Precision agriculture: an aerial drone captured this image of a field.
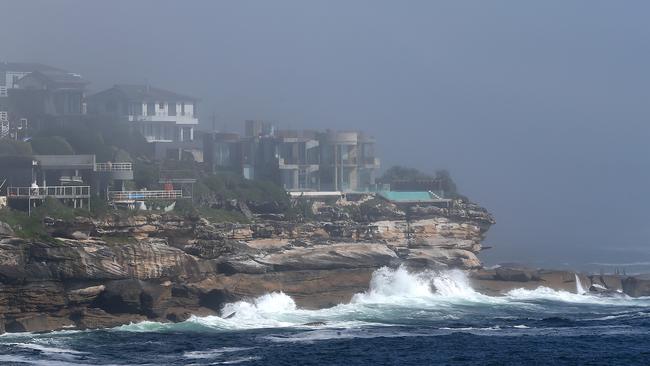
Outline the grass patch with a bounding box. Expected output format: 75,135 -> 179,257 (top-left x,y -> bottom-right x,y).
196,207 -> 249,224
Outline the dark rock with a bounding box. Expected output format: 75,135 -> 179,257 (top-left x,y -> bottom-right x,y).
93,279 -> 171,317
622,274 -> 650,297
303,321 -> 326,326
495,266 -> 539,282
70,308 -> 147,330
588,284 -> 621,296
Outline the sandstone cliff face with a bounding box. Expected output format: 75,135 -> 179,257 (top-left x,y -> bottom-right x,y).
0,198 -> 495,333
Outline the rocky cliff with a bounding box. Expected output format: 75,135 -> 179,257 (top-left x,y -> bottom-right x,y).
0,197 -> 495,333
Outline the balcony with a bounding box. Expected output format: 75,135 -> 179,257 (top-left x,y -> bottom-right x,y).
108,190 -> 184,203
95,162 -> 133,172
95,162 -> 134,180
7,186 -> 91,199
362,157 -> 380,168
127,114 -> 198,125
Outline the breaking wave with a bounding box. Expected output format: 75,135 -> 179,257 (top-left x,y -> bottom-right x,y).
115,266 -> 650,333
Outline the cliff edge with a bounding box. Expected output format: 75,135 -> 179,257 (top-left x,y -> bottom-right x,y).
0,197 -> 494,333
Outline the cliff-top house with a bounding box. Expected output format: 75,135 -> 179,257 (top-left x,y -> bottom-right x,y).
204,121 -> 380,192
1,62 -> 87,136
86,84 -> 200,160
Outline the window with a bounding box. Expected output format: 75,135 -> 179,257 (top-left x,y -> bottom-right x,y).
180,103 -> 185,116
0,112 -> 7,121
12,75 -> 19,87
159,102 -> 164,110
168,102 -> 176,116
147,102 -> 155,116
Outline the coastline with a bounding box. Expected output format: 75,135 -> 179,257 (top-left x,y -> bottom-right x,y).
0,198 -> 648,334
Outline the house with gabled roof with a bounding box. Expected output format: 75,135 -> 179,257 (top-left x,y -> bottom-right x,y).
0,62 -> 71,138
86,84 -> 199,144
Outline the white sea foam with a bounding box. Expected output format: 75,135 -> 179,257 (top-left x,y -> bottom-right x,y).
575,274 -> 587,294
115,266 -> 650,333
184,347 -> 254,359
10,343 -> 88,355
0,353 -> 128,366
351,266 -> 498,305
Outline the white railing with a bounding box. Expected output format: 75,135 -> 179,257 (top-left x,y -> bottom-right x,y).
95,162 -> 133,172
7,186 -> 91,199
108,190 -> 183,202
127,115 -> 198,124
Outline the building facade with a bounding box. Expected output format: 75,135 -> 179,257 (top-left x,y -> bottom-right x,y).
87,84 -> 200,161
203,123 -> 380,192
0,62 -> 81,138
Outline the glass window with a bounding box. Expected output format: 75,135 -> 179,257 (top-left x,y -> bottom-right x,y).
147,102 -> 155,116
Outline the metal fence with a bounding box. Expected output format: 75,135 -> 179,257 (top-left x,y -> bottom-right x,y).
108,190 -> 183,202
95,162 -> 133,172
7,186 -> 91,199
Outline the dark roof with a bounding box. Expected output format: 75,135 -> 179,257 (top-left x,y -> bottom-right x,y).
0,62 -> 63,73
89,84 -> 197,102
30,70 -> 89,85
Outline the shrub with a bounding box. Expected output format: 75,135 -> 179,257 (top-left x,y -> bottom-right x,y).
30,136 -> 75,155
0,139 -> 33,156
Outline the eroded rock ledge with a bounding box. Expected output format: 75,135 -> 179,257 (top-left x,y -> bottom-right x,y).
0,198 -> 495,333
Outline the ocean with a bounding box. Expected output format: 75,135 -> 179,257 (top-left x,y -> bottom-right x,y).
1,267 -> 649,365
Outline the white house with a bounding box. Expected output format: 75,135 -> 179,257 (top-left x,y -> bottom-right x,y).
86,84 -> 199,143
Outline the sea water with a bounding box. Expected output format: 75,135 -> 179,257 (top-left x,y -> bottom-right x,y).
1,266 -> 649,365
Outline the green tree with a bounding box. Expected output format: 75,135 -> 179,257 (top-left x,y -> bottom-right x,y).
378,165 -> 432,183
30,136 -> 75,155
0,140 -> 33,156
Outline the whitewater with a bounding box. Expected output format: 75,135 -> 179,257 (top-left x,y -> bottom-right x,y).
1,266 -> 650,365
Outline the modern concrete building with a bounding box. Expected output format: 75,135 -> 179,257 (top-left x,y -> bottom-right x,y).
318,131 -> 379,191
203,132 -> 242,173
244,120 -> 275,138
275,129 -> 320,191
202,124 -> 380,192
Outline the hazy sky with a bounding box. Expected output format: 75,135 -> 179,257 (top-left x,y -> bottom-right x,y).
2,0 -> 649,269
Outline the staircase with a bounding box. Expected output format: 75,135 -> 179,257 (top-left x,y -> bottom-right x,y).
0,120 -> 9,139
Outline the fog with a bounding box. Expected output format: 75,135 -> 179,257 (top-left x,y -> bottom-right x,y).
2,0 -> 649,269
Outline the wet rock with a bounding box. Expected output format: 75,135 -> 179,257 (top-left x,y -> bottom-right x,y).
70,308 -> 147,330
4,313 -> 74,333
622,274 -> 650,297
495,266 -> 540,282
94,279 -> 171,317
303,321 -> 326,326
588,284 -> 621,296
